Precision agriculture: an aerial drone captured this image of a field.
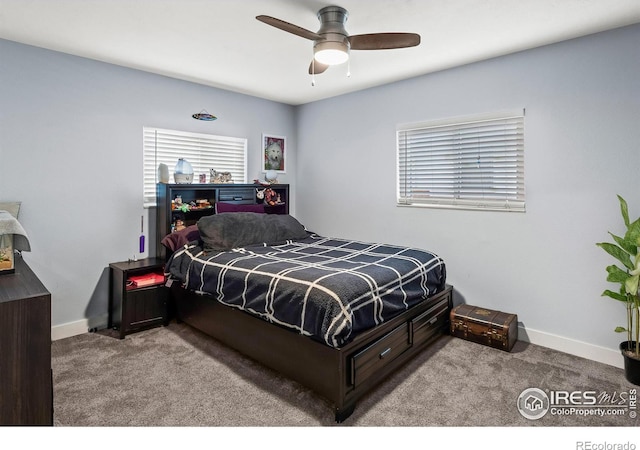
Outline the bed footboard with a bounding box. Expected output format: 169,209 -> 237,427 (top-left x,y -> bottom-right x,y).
171,283 -> 453,422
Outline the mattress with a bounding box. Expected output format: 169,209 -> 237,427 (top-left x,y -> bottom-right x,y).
165,234 -> 446,348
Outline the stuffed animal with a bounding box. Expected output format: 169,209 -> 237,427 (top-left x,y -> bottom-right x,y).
264,188 -> 277,205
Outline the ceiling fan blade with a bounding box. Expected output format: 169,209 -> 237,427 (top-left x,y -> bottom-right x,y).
256,15 -> 323,41
308,60 -> 329,75
349,33 -> 421,50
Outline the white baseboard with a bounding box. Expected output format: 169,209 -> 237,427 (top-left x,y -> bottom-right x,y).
51,314 -> 108,341
518,325 -> 624,369
50,317 -> 625,369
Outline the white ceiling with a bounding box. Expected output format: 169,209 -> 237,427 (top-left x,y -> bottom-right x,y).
1,0 -> 640,105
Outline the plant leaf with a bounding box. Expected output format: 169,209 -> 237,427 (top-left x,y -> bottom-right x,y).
631,255 -> 640,276
615,326 -> 628,333
597,242 -> 634,270
605,265 -> 629,283
625,218 -> 640,254
610,232 -> 638,255
602,289 -> 628,302
618,195 -> 630,228
625,274 -> 639,295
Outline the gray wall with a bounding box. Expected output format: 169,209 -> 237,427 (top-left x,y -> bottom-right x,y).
2,23 -> 639,362
295,24 -> 640,358
0,39 -> 297,328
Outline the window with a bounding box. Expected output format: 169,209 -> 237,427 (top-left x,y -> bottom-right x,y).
143,127 -> 247,206
397,111 -> 525,212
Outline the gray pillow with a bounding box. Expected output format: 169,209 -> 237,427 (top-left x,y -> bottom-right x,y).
198,213 -> 308,251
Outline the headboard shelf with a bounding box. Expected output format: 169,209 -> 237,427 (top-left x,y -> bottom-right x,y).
155,183 -> 289,259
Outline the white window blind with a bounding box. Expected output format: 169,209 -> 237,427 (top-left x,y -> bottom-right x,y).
143,127 -> 247,207
397,111 -> 525,212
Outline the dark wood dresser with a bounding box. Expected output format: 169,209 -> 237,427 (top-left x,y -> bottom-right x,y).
0,254 -> 53,426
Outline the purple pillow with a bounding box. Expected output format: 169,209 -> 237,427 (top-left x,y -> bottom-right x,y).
161,225 -> 200,252
216,202 -> 265,214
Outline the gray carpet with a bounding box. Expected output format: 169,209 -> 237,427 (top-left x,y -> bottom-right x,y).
51,321 -> 639,427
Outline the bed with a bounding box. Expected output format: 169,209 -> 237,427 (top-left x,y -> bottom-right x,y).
162,211 -> 451,422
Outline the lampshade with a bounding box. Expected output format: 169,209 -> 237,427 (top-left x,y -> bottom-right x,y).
314,40 -> 349,65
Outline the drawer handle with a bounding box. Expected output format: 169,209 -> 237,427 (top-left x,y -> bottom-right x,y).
379,347 -> 392,359
428,316 -> 438,326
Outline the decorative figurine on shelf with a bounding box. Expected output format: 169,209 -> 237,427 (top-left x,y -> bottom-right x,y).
172,213 -> 186,233
173,195 -> 191,212
174,195 -> 183,209
264,188 -> 277,206
210,169 -> 233,184
256,188 -> 266,201
195,199 -> 211,209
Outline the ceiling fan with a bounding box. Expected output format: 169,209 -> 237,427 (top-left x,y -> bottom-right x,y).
256,5 -> 420,76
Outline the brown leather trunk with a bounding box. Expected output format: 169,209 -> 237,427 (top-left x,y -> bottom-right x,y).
450,304 -> 518,352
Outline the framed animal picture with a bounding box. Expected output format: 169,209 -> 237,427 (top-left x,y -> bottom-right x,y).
262,133 -> 286,173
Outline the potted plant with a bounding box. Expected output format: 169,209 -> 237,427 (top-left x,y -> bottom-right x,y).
596,195 -> 640,385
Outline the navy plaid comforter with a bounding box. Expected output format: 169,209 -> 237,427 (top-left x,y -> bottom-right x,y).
166,234 -> 446,348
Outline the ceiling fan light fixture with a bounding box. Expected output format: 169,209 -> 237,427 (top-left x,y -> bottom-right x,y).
257,6 -> 420,76
314,40 -> 349,65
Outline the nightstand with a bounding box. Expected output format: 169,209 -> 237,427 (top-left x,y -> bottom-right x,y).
108,257 -> 168,339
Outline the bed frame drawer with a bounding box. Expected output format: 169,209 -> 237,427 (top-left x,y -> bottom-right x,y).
351,323 -> 410,387
410,297 -> 450,347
